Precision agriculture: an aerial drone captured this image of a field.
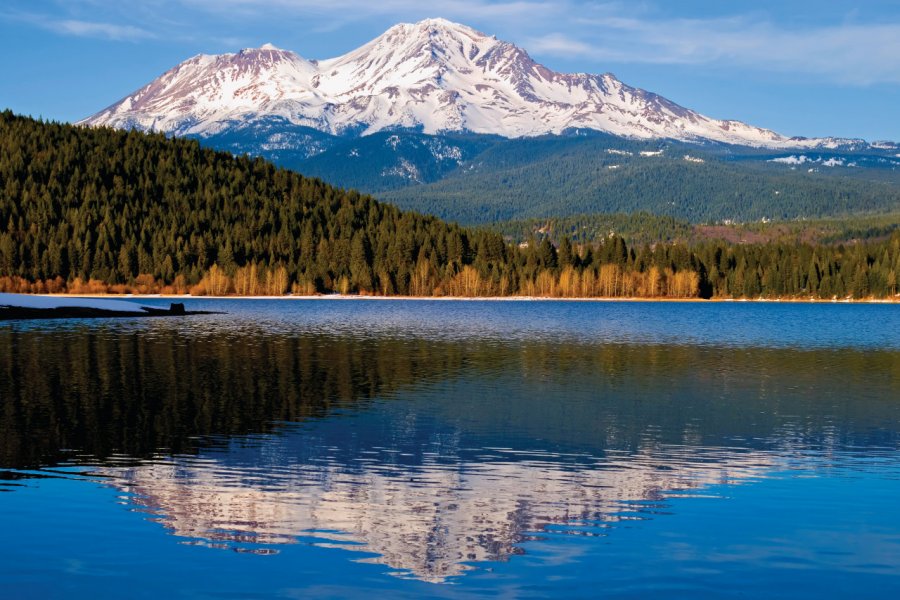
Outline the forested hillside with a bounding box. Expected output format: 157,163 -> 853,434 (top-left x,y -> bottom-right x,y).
492,212 -> 900,246
188,128 -> 900,226
0,111 -> 506,296
380,135 -> 900,224
488,212 -> 694,246
1,112 -> 899,300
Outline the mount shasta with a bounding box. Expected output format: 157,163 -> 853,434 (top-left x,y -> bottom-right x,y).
84,18 -> 854,148
81,18 -> 900,225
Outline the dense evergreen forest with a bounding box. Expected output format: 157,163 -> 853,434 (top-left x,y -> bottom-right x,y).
239,127 -> 900,226
1,111 -> 899,299
492,211 -> 900,246
490,212 -> 695,246
378,134 -> 900,224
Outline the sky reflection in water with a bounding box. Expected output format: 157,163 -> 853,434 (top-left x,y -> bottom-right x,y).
1,299 -> 899,598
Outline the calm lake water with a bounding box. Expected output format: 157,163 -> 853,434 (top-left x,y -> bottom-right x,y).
2,299 -> 900,598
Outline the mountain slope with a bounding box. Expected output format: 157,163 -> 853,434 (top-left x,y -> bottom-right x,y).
375,134 -> 900,224
0,110 -> 505,294
269,130 -> 897,224
81,19 -> 854,149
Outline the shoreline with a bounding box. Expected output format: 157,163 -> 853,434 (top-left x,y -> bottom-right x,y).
20,293 -> 900,304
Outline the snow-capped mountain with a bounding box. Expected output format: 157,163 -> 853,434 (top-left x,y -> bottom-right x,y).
81,19 -> 859,149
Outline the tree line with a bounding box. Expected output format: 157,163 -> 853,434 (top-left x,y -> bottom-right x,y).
1,111 -> 898,300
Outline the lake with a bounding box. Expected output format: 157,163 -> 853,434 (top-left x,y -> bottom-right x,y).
2,299 -> 899,598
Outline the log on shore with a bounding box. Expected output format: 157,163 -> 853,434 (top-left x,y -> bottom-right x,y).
0,302 -> 220,321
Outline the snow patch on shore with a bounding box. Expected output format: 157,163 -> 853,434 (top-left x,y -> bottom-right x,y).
0,293 -> 150,313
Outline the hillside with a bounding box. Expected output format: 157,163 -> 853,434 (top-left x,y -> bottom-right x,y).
490,212 -> 900,247
0,111 -> 505,296
2,112 -> 899,300
375,133 -> 900,224
194,127 -> 900,225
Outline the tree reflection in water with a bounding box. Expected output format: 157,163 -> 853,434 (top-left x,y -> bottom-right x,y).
2,323 -> 899,581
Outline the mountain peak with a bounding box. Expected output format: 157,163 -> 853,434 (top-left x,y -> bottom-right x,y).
345,17 -> 499,66
80,20 -> 850,148
391,18 -> 485,37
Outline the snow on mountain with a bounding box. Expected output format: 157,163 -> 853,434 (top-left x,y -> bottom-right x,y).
769,155 -> 857,168
81,18 -> 862,149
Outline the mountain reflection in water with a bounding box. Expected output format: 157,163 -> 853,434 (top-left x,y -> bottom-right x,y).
104,440 -> 779,582
1,300 -> 900,588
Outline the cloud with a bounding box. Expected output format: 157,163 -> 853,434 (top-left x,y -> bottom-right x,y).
0,8 -> 155,42
527,13 -> 900,85
526,33 -> 594,56
4,0 -> 556,46
51,19 -> 155,41
6,1 -> 900,85
160,1 -> 900,85
179,0 -> 559,28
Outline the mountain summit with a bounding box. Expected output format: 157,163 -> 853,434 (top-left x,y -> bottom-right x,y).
82,19 -> 850,148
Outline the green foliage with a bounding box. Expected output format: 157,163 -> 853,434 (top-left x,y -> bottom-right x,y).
492,211 -> 900,247
193,125 -> 900,227
0,111 -> 510,295
376,135 -> 900,224
2,111 -> 900,300
489,212 -> 694,245
289,131 -> 499,192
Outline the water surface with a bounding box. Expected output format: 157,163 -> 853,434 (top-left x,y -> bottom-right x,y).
1,300 -> 899,598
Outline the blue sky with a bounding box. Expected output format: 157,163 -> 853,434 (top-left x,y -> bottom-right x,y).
2,0 -> 900,141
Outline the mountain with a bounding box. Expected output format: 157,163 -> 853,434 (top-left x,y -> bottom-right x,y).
82,18 -> 857,149
78,19 -> 900,226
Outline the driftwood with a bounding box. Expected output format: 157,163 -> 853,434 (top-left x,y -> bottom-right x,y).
0,302 -> 219,321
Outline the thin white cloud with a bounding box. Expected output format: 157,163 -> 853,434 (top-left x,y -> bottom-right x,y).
176,0 -> 560,33
52,19 -> 155,41
4,0 -> 556,46
529,14 -> 900,85
526,33 -> 595,57
0,8 -> 156,42
152,1 -> 900,85
7,1 -> 900,84
181,0 -> 556,19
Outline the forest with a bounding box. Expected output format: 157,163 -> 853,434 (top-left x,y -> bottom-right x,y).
378,133 -> 900,224
1,111 -> 899,300
491,211 -> 900,246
